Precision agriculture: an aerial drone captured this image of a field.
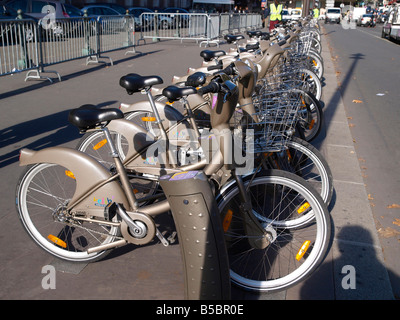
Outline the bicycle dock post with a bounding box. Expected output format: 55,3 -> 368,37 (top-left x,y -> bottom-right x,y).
159,171 -> 230,300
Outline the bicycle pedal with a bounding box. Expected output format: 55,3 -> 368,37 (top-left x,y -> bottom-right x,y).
167,231 -> 177,244
156,229 -> 169,247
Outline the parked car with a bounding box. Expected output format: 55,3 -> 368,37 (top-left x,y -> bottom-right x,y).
282,9 -> 291,22
81,5 -> 134,33
161,7 -> 189,27
81,5 -> 122,17
84,2 -> 127,15
4,0 -> 72,36
1,4 -> 37,43
5,0 -> 70,19
128,7 -> 173,29
63,3 -> 82,17
1,2 -> 32,19
325,7 -> 341,24
357,13 -> 376,27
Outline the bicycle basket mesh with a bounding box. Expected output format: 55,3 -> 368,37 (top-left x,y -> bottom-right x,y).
234,89 -> 301,153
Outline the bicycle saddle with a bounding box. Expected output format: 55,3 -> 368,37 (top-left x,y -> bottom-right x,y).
68,104 -> 123,130
240,43 -> 260,52
246,30 -> 262,38
200,50 -> 226,62
185,72 -> 206,87
162,86 -> 197,102
119,73 -> 163,94
224,34 -> 245,43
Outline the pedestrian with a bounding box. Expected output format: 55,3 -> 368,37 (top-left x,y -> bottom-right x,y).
313,5 -> 319,19
262,4 -> 270,29
269,0 -> 282,31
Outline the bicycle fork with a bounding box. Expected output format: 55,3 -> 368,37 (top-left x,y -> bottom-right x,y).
231,170 -> 270,250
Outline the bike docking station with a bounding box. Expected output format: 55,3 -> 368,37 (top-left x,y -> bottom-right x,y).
159,170 -> 231,300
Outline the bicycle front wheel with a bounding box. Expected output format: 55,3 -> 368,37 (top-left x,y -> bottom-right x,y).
296,90 -> 323,143
305,52 -> 324,80
217,170 -> 331,292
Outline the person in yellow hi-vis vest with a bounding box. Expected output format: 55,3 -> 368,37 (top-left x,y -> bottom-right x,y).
269,0 -> 283,31
313,5 -> 319,18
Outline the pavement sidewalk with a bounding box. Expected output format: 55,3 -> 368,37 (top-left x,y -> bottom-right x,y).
283,25 -> 394,300
0,27 -> 394,300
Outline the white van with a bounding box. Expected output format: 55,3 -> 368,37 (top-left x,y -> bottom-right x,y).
325,7 -> 341,24
290,8 -> 302,20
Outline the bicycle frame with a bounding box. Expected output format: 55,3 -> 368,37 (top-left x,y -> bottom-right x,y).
19,75 -> 269,253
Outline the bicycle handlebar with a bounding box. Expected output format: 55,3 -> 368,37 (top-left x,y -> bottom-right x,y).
196,81 -> 221,95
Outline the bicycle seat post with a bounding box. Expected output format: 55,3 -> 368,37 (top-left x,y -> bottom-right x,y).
182,97 -> 201,139
102,126 -> 139,210
144,87 -> 167,138
102,126 -> 119,159
145,87 -> 177,168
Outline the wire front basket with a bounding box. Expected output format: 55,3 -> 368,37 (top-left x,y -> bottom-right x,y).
234,89 -> 301,153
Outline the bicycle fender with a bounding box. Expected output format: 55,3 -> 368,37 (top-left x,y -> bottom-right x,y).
106,118 -> 156,162
120,100 -> 185,128
255,43 -> 284,78
19,147 -> 129,213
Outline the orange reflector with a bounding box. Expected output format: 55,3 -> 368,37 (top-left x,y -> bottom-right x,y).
93,139 -> 107,150
223,209 -> 233,232
312,59 -> 317,67
48,235 -> 67,248
286,149 -> 293,161
65,170 -> 75,179
141,116 -> 156,122
133,188 -> 139,194
297,202 -> 310,214
308,119 -> 315,129
296,240 -> 311,261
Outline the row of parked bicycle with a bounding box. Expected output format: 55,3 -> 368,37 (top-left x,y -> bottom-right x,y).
15,16 -> 332,294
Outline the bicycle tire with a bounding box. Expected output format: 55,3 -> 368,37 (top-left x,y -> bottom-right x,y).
263,136 -> 333,206
297,68 -> 322,101
217,169 -> 331,292
296,90 -> 323,143
305,51 -> 324,79
15,163 -> 119,262
76,130 -> 159,202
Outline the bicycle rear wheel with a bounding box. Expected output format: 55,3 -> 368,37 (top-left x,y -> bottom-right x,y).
76,130 -> 159,202
16,163 -> 120,262
263,136 -> 333,206
217,170 -> 331,292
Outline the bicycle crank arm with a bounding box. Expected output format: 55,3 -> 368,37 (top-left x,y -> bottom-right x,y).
116,203 -> 156,245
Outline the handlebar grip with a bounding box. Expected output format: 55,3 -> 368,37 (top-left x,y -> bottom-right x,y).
278,39 -> 287,46
221,63 -> 236,76
197,82 -> 220,95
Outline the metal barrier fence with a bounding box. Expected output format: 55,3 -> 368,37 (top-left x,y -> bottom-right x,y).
138,12 -> 262,46
1,15 -> 136,82
1,12 -> 261,82
0,19 -> 40,76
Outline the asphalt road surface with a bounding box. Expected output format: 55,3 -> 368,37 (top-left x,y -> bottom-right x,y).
323,21 -> 400,299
